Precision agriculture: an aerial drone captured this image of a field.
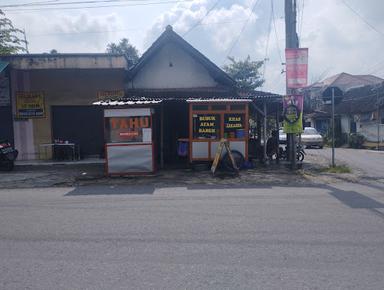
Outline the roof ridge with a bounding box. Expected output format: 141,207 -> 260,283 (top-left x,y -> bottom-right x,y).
126,26 -> 236,87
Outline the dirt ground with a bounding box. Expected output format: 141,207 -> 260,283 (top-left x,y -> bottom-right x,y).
0,151 -> 363,189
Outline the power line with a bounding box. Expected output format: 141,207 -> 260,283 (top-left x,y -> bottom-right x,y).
0,0 -> 164,8
182,0 -> 221,37
271,0 -> 283,63
262,0 -> 273,83
341,0 -> 384,38
0,0 -> 60,8
3,0 -> 191,12
25,19 -> 247,37
298,0 -> 304,41
225,0 -> 262,59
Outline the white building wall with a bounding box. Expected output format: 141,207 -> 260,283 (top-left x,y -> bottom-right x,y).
358,122 -> 384,142
129,43 -> 218,89
340,115 -> 350,134
11,70 -> 36,160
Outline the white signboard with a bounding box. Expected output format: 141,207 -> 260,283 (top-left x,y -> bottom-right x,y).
285,48 -> 308,88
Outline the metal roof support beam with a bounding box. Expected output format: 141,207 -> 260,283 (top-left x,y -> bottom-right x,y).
251,101 -> 265,117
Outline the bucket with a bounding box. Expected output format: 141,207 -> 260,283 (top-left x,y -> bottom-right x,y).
236,129 -> 245,138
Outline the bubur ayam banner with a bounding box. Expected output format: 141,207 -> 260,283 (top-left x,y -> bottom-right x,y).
283,95 -> 304,134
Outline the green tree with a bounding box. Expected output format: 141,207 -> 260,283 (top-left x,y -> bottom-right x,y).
0,10 -> 27,54
223,56 -> 264,91
106,38 -> 139,66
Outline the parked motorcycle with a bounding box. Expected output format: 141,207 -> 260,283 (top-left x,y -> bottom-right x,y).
278,144 -> 306,162
0,140 -> 18,171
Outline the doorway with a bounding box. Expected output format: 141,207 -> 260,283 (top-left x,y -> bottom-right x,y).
155,100 -> 189,168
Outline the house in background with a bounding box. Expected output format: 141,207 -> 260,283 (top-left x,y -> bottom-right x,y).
303,73 -> 384,144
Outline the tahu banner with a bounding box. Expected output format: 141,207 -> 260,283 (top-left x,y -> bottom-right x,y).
285,48 -> 308,88
283,95 -> 304,134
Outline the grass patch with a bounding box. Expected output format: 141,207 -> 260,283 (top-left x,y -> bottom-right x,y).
321,165 -> 352,174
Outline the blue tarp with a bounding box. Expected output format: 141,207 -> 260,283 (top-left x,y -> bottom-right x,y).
0,61 -> 8,73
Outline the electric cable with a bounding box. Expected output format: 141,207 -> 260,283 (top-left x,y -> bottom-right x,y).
182,0 -> 221,37
225,0 -> 262,59
0,0 -> 165,8
3,0 -> 192,12
341,0 -> 384,38
271,0 -> 283,63
262,0 -> 273,83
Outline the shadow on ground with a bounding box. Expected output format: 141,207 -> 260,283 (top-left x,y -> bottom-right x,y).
65,185 -> 156,196
325,184 -> 384,219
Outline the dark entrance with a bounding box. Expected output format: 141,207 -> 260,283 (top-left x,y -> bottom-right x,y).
0,106 -> 14,145
52,106 -> 104,158
154,100 -> 189,168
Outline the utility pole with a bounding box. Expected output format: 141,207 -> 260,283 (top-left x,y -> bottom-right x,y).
285,0 -> 299,169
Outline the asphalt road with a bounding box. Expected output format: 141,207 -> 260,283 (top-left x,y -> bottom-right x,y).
306,148 -> 384,179
1,183 -> 384,289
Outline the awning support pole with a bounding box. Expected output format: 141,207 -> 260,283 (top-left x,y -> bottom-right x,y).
263,100 -> 267,163
160,102 -> 164,169
276,102 -> 280,164
256,111 -> 262,162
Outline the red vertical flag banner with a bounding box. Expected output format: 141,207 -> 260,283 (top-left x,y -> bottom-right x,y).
285,48 -> 308,89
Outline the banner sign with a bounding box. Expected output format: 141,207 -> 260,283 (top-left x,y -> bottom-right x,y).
285,48 -> 308,88
108,116 -> 151,143
224,113 -> 245,138
16,92 -> 45,118
283,95 -> 304,134
193,114 -> 220,139
97,90 -> 124,101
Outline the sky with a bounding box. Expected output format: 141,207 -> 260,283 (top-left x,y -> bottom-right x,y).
1,0 -> 384,94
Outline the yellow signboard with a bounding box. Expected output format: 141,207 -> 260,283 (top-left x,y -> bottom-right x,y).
16,92 -> 45,118
97,90 -> 124,101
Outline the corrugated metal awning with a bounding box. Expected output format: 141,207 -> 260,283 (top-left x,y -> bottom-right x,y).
186,98 -> 252,103
93,99 -> 162,106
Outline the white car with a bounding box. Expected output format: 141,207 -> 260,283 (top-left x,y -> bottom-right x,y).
301,127 -> 323,148
279,127 -> 323,148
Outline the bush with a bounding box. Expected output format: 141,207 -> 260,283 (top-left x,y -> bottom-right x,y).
348,133 -> 365,149
323,132 -> 348,147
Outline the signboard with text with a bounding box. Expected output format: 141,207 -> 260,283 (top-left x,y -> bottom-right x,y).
285,48 -> 308,88
107,116 -> 151,143
283,95 -> 304,134
97,90 -> 124,101
224,113 -> 245,138
16,92 -> 45,118
193,114 -> 220,139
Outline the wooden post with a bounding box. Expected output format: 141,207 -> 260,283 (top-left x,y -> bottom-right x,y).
160,101 -> 164,169
256,110 -> 262,162
276,102 -> 280,164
